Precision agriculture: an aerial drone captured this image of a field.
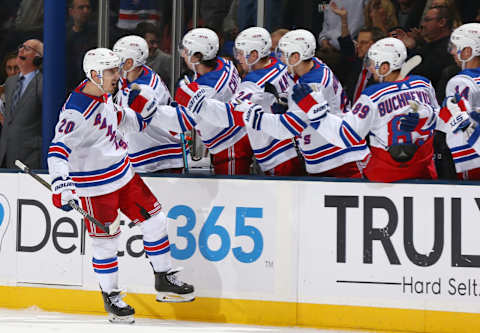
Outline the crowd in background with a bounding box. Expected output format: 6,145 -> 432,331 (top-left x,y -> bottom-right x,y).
0,0 -> 480,179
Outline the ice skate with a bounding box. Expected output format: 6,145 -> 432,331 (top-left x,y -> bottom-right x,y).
101,289 -> 135,324
154,268 -> 195,302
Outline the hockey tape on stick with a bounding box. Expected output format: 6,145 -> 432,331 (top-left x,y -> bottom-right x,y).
14,160 -> 120,235
180,133 -> 189,173
409,100 -> 420,114
398,55 -> 422,80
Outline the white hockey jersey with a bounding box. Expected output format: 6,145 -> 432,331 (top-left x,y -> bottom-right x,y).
190,57 -> 244,154
242,57 -> 368,174
313,75 -> 438,181
199,57 -> 298,171
442,68 -> 480,173
116,66 -> 190,172
48,80 -> 140,197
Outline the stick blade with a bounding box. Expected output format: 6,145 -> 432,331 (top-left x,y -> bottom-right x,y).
399,55 -> 422,80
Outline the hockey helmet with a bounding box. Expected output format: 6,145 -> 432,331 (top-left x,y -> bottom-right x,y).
180,28 -> 219,63
83,48 -> 121,84
366,37 -> 407,81
277,29 -> 316,67
234,27 -> 272,66
113,35 -> 149,71
449,23 -> 480,69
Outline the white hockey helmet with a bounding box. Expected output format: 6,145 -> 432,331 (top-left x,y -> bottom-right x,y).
277,29 -> 316,67
180,28 -> 219,63
113,35 -> 149,72
366,37 -> 407,81
234,27 -> 272,66
449,23 -> 480,69
83,48 -> 121,85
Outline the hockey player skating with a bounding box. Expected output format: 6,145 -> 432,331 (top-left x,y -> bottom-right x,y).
113,35 -> 194,174
174,28 -> 251,175
283,37 -> 438,182
235,29 -> 369,177
435,23 -> 480,180
47,48 -> 194,324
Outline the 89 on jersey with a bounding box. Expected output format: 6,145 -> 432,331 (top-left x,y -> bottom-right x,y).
168,205 -> 264,263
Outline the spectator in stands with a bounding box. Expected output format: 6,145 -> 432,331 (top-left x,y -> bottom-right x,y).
134,22 -> 172,85
200,0 -> 233,33
364,0 -> 398,34
392,0 -> 426,30
412,6 -> 455,101
65,0 -> 96,92
0,39 -> 43,169
318,0 -> 367,51
0,52 -> 20,131
331,2 -> 384,102
476,7 -> 480,23
429,0 -> 462,29
0,52 -> 19,87
388,26 -> 418,56
116,0 -> 160,31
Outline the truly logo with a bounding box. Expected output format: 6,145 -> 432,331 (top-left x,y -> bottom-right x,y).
0,194 -> 11,251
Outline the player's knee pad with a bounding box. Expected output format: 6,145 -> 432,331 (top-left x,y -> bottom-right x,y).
139,211 -> 168,242
91,235 -> 120,260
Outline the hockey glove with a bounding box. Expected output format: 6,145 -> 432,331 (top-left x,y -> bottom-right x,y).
399,112 -> 419,132
440,94 -> 471,134
236,102 -> 264,130
52,176 -> 79,212
128,85 -> 158,120
292,83 -> 329,122
175,81 -> 207,114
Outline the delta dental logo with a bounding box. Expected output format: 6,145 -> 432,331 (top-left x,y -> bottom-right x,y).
0,194 -> 11,252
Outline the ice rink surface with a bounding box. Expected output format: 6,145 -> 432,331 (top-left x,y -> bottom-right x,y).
0,307 -> 374,333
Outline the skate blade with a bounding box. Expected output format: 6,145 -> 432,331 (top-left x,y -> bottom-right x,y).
108,313 -> 135,324
156,292 -> 195,303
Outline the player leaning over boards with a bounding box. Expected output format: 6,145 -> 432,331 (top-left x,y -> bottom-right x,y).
47,49 -> 194,324
286,37 -> 438,182
434,23 -> 480,180
177,27 -> 303,176
174,28 -> 250,175
235,29 -> 370,177
113,35 -> 193,174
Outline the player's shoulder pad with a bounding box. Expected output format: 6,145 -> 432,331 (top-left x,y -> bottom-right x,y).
298,58 -> 330,85
361,81 -> 393,97
133,65 -> 162,90
196,57 -> 229,88
244,57 -> 285,85
64,90 -> 102,117
458,67 -> 480,79
407,74 -> 431,85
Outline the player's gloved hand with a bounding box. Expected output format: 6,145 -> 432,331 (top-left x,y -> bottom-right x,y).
271,100 -> 288,114
128,85 -> 158,120
175,81 -> 207,114
441,94 -> 472,134
292,83 -> 329,121
52,176 -> 79,212
231,102 -> 264,129
399,112 -> 419,132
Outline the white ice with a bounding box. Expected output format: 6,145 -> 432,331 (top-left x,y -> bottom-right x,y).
0,307 -> 370,333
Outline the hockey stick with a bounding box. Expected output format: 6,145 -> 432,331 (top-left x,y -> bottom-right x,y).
179,133 -> 190,173
398,55 -> 422,80
15,160 -> 120,235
